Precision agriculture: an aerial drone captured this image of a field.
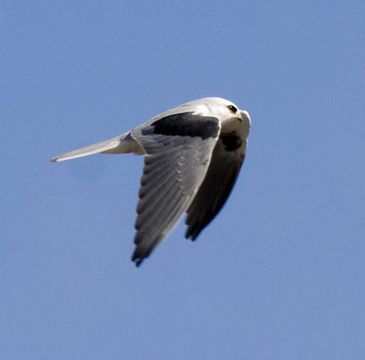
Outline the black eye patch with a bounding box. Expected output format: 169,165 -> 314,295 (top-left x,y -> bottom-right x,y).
227,105 -> 238,113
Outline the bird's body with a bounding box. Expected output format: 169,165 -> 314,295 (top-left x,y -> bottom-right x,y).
51,97 -> 251,266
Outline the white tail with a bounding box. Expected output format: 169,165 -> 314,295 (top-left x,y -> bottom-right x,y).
50,132 -> 141,162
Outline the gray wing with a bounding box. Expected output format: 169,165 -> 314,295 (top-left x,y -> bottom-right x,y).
130,112 -> 220,266
185,132 -> 247,240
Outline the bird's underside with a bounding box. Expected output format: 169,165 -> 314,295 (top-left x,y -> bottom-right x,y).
51,97 -> 251,266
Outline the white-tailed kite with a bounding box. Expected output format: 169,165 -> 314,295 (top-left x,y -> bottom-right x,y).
51,97 -> 251,266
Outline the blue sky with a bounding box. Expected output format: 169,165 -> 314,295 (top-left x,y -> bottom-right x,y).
1,1 -> 364,359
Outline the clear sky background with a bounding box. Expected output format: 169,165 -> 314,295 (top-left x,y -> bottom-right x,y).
1,1 -> 364,359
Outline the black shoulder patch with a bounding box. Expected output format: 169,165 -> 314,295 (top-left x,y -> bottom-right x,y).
148,112 -> 219,140
220,132 -> 243,151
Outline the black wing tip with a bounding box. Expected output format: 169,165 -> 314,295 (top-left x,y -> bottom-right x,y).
185,228 -> 200,242
185,216 -> 204,241
131,253 -> 145,267
132,258 -> 144,267
131,247 -> 151,267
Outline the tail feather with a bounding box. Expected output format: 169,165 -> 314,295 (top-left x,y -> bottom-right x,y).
50,132 -> 134,162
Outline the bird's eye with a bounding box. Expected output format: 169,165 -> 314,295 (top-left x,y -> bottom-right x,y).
227,105 -> 238,113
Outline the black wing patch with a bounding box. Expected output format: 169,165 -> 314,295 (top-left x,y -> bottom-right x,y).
220,132 -> 243,151
147,112 -> 220,140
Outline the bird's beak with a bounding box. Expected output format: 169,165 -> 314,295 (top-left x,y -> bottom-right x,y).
240,110 -> 251,126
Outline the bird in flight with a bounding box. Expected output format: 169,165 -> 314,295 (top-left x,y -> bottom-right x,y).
51,97 -> 251,266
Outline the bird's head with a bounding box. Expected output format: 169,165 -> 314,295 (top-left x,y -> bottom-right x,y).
184,97 -> 251,126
